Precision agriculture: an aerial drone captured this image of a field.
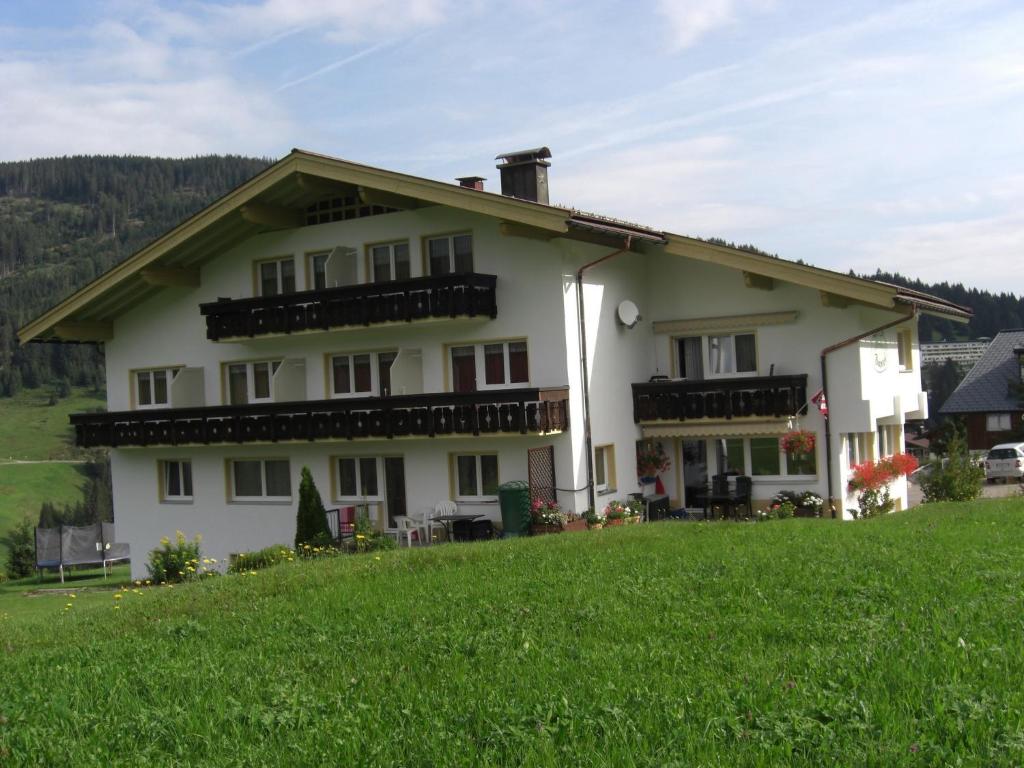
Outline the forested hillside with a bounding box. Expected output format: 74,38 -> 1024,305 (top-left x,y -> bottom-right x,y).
0,155 -> 271,395
0,155 -> 1020,399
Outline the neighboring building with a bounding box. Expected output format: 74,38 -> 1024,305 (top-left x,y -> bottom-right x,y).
940,330 -> 1024,450
19,148 -> 970,576
920,339 -> 990,368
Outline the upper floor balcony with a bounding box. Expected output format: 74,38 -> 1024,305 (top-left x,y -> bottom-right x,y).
199,273 -> 498,341
632,374 -> 808,423
70,386 -> 568,448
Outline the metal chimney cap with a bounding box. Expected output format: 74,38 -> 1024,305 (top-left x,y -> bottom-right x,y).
495,146 -> 552,164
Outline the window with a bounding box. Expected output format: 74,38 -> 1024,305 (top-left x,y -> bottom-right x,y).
749,437 -> 781,476
450,340 -> 529,392
454,454 -> 499,500
160,460 -> 193,502
427,233 -> 473,275
230,459 -> 291,501
715,437 -> 816,477
336,457 -> 381,499
987,413 -> 1012,432
896,329 -> 913,371
846,432 -> 873,467
226,361 -> 281,405
370,241 -> 411,282
257,257 -> 296,296
595,444 -> 616,494
330,351 -> 396,397
676,333 -> 756,379
135,368 -> 180,409
309,251 -> 329,290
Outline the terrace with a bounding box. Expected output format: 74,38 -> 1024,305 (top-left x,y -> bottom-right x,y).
70,386 -> 569,448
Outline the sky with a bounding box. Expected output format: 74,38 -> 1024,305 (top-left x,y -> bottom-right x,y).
1,0 -> 1022,293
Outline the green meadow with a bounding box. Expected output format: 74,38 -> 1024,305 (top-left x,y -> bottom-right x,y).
0,387 -> 105,552
2,501 -> 1023,766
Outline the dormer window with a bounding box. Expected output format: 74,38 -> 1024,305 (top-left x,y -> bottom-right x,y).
427,233 -> 473,275
257,257 -> 295,296
1015,347 -> 1024,383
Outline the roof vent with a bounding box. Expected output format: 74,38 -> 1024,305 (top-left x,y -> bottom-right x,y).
495,147 -> 551,204
456,176 -> 485,191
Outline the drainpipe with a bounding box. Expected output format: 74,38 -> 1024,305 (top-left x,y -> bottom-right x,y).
577,237 -> 633,513
820,307 -> 917,517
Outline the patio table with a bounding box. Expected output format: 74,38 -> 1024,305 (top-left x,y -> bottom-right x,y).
432,513 -> 483,542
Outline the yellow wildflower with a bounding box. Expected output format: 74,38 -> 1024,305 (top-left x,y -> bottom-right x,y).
113,594 -> 122,600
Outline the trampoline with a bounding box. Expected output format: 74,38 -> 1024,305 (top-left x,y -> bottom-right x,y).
35,522 -> 130,582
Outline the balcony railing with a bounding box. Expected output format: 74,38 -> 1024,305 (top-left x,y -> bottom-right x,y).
199,273 -> 498,341
71,387 -> 569,448
632,374 -> 808,422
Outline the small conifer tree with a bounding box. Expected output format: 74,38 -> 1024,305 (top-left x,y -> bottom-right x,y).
295,466 -> 331,548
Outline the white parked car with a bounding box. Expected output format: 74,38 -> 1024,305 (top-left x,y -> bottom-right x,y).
984,443 -> 1024,483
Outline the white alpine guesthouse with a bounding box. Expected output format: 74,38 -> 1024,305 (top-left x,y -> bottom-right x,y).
19,148 -> 970,576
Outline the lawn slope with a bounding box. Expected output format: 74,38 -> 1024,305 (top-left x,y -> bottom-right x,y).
2,502 -> 1024,766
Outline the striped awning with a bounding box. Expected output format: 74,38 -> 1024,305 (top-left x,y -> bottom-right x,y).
641,420 -> 789,439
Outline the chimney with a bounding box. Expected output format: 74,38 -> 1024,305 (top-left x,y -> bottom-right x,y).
495,147 -> 551,204
456,176 -> 486,191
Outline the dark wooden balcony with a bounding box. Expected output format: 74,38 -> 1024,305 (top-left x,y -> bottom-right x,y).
199,273 -> 498,341
70,387 -> 568,448
632,374 -> 808,422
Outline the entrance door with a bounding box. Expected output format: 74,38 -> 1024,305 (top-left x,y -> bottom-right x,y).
681,439 -> 708,509
383,457 -> 406,528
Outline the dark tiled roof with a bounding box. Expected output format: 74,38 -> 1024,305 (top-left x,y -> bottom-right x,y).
940,330 -> 1024,414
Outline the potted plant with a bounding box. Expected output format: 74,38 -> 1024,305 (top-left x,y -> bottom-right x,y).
781,429 -> 816,456
797,491 -> 823,518
583,509 -> 604,530
603,500 -> 629,526
636,441 -> 671,485
530,499 -> 566,535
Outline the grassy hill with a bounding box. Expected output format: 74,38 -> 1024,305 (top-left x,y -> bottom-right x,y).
2,502 -> 1022,766
0,387 -> 104,553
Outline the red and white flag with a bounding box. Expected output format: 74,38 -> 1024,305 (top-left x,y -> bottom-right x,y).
811,389 -> 828,417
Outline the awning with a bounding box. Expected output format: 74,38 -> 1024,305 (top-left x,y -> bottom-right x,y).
641,420 -> 789,439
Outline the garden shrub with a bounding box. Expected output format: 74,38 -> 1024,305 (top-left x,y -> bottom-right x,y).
228,545 -> 294,573
147,531 -> 203,583
922,430 -> 984,502
345,512 -> 397,554
294,466 -> 331,549
6,516 -> 36,578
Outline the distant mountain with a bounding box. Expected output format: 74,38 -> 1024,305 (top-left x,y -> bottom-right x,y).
0,156 -> 1018,397
0,155 -> 272,395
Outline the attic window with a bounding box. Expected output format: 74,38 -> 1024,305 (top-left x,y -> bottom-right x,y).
304,196 -> 399,226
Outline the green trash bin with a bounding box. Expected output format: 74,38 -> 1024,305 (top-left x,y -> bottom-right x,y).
498,480 -> 531,538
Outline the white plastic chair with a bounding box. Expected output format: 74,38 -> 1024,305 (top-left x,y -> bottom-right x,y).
391,516 -> 424,548
432,500 -> 457,543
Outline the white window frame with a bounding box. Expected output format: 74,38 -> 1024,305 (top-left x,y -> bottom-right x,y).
160,459 -> 193,503
329,350 -> 396,398
714,436 -> 818,480
256,256 -> 296,296
987,413 -> 1012,432
135,367 -> 180,409
309,251 -> 329,290
334,456 -> 383,502
674,333 -> 758,379
449,340 -> 529,392
595,444 -> 616,494
369,241 -> 411,282
426,233 -> 473,275
229,459 -> 292,502
453,453 -> 499,501
226,360 -> 281,405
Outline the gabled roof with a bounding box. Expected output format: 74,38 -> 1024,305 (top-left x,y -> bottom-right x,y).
940,330 -> 1024,414
18,148 -> 971,344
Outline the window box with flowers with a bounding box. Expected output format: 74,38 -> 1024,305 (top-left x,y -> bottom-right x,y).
530,500 -> 565,535
847,453 -> 919,518
603,499 -> 643,526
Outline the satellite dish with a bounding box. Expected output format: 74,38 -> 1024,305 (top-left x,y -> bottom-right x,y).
617,300 -> 641,329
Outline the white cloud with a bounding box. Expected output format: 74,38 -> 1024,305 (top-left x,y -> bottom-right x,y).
656,0 -> 773,50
